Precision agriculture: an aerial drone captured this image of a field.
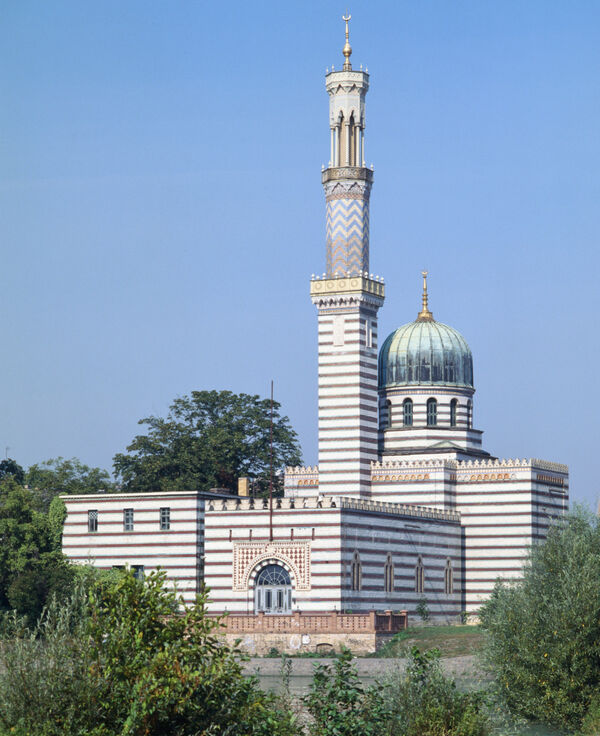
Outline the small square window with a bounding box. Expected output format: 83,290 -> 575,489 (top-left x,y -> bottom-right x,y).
88,510 -> 98,533
123,508 -> 134,532
132,565 -> 144,581
160,507 -> 170,531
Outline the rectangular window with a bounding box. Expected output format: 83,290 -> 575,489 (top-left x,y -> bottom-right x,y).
123,508 -> 134,532
88,510 -> 98,533
160,507 -> 170,530
132,565 -> 144,581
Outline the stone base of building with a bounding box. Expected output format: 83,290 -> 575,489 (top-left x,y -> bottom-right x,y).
221,630 -> 400,656
214,610 -> 408,656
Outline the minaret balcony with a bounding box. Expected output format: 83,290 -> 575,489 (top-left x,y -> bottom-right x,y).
322,166 -> 373,184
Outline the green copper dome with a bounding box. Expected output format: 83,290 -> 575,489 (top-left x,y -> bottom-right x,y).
379,273 -> 474,390
379,318 -> 473,389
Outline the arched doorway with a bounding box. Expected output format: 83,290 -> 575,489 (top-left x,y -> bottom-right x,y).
254,563 -> 292,614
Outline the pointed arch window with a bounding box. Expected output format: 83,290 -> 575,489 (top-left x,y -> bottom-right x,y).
444,559 -> 454,595
351,551 -> 362,591
450,399 -> 458,428
415,556 -> 425,594
384,553 -> 394,593
403,398 -> 413,427
386,400 -> 393,428
427,398 -> 437,427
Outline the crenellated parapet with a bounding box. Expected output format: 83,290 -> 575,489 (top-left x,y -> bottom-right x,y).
206,495 -> 339,512
339,497 -> 461,523
455,457 -> 568,487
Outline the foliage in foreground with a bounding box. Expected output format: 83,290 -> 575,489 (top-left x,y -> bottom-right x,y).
480,506 -> 600,730
0,570 -> 298,736
382,647 -> 489,736
303,646 -> 489,736
303,648 -> 390,735
113,389 -> 302,494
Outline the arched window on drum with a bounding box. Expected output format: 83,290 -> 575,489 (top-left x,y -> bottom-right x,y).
427,398 -> 437,427
403,398 -> 413,427
450,399 -> 458,427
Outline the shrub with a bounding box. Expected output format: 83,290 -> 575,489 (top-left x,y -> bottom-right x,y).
480,507 -> 600,730
303,647 -> 390,736
382,646 -> 490,736
416,596 -> 430,622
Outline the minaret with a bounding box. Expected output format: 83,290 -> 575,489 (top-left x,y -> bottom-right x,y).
310,16 -> 385,498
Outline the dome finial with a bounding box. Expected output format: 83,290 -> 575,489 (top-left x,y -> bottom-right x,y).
342,11 -> 352,70
417,270 -> 434,322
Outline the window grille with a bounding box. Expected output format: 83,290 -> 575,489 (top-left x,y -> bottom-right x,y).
403,398 -> 413,426
123,508 -> 134,532
160,507 -> 170,530
88,510 -> 98,533
426,398 -> 437,427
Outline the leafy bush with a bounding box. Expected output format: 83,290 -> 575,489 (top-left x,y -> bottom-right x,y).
0,569 -> 299,736
416,596 -> 430,622
381,646 -> 489,736
303,648 -> 390,736
480,507 -> 600,730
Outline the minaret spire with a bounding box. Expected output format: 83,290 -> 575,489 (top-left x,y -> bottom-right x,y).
417,270 -> 434,322
342,12 -> 352,70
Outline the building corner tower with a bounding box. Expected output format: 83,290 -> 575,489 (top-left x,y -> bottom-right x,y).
310,17 -> 384,498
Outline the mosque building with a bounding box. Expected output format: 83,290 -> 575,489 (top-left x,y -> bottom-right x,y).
61,21 -> 569,638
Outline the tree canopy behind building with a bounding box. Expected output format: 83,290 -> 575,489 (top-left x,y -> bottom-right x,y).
113,390 -> 302,494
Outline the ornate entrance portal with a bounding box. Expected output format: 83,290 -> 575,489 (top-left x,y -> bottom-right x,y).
254,564 -> 292,614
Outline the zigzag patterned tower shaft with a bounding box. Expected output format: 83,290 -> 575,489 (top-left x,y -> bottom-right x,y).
325,183 -> 370,276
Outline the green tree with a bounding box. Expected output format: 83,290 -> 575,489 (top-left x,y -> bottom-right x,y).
26,456 -> 115,510
0,478 -> 74,622
0,570 -> 300,736
0,458 -> 25,485
113,390 -> 302,493
480,507 -> 600,730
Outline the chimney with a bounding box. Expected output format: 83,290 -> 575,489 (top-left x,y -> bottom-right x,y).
238,477 -> 250,497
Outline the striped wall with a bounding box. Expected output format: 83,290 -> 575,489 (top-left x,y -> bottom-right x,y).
455,458 -> 569,613
339,499 -> 462,620
312,284 -> 383,497
369,456 -> 569,613
203,495 -> 462,619
204,496 -> 343,614
62,491 -> 206,606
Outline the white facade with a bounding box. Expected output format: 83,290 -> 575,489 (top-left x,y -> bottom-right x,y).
62,491 -> 206,606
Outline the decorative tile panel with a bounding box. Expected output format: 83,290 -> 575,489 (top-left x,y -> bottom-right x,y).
232,541 -> 311,591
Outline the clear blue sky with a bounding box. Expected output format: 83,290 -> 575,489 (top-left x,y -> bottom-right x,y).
1,1 -> 599,506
